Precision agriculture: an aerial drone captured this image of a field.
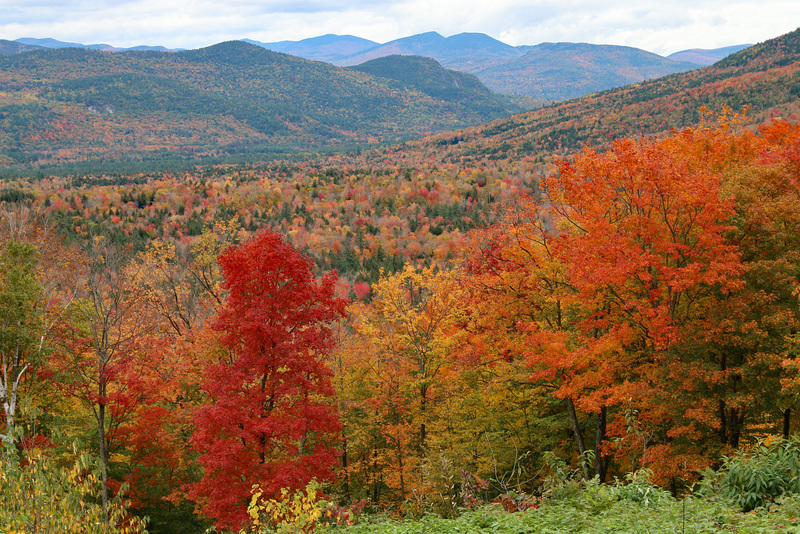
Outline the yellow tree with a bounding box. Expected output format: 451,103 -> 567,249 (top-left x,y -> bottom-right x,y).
343,265 -> 461,502
0,444 -> 147,534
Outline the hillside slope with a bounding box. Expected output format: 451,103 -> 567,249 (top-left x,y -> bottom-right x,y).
394,28 -> 800,165
0,41 -> 521,168
348,55 -> 511,112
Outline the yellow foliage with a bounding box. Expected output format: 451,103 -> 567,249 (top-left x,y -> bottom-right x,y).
241,480 -> 325,534
0,445 -> 148,533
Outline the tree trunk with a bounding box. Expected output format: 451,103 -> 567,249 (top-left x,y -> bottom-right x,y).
396,440 -> 405,501
98,390 -> 109,521
341,436 -> 351,502
0,359 -> 27,445
565,397 -> 589,479
719,399 -> 745,447
594,406 -> 609,482
372,451 -> 380,503
784,408 -> 791,439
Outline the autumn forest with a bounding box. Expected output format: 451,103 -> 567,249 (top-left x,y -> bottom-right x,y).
2,26 -> 800,534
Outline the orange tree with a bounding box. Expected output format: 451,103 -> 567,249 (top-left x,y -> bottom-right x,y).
464,118 -> 800,486
461,194 -> 610,482
544,125 -> 748,481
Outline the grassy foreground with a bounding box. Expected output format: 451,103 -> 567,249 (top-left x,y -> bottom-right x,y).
242,440 -> 800,533
320,484 -> 800,533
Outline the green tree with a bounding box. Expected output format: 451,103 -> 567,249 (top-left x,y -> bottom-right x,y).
0,239 -> 44,446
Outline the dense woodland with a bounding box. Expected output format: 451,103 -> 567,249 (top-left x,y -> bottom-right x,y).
2,25 -> 800,534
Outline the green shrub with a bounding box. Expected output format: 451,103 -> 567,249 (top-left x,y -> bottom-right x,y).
716,437 -> 800,511
611,469 -> 674,508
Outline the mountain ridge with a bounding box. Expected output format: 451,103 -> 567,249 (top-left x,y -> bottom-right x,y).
242,35 -> 377,64
5,33 -> 747,101
248,32 -> 741,100
399,27 -> 800,166
13,37 -> 176,52
0,40 -> 523,168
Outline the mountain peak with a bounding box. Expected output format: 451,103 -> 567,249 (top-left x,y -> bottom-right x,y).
668,44 -> 752,66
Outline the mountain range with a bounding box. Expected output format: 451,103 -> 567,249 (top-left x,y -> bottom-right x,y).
10,37 -> 174,52
0,41 -> 523,168
398,27 -> 800,166
5,33 -> 747,101
248,32 -> 712,100
1,27 -> 794,173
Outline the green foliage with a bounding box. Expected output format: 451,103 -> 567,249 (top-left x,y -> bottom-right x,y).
0,240 -> 42,353
0,239 -> 45,442
707,437 -> 800,512
313,460 -> 800,533
609,470 -> 674,508
0,188 -> 35,203
0,440 -> 148,533
318,480 -> 800,533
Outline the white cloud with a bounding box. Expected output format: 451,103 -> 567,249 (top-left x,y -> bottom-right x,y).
0,0 -> 797,54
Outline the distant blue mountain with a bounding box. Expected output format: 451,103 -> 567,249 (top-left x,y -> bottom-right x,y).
335,32 -> 523,66
471,42 -> 699,100
244,32 -> 743,100
244,34 -> 377,63
13,37 -> 178,52
15,37 -> 85,48
667,44 -> 752,66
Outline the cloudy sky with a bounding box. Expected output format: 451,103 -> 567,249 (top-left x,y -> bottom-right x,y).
2,0 -> 798,56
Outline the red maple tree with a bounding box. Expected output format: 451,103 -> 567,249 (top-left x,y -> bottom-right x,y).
188,229 -> 347,530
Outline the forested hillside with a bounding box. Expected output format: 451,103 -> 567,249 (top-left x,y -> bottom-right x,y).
0,41 -> 521,169
397,27 -> 800,166
1,25 -> 800,534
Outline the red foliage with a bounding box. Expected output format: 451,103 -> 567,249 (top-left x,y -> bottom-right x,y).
188,229 -> 348,530
352,281 -> 370,301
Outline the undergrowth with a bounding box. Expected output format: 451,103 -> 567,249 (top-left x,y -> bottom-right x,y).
242,438 -> 800,533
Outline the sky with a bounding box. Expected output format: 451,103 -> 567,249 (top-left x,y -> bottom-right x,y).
2,0 -> 799,56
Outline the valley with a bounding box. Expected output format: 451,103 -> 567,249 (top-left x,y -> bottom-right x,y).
0,24 -> 799,534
